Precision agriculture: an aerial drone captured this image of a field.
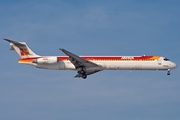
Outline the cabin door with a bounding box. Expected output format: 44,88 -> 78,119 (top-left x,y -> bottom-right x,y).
158,58 -> 162,65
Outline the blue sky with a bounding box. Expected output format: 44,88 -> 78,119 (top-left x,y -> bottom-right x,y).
0,0 -> 180,120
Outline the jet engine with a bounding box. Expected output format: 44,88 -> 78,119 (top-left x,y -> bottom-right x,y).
33,57 -> 58,64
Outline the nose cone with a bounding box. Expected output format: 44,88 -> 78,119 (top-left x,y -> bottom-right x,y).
171,62 -> 178,69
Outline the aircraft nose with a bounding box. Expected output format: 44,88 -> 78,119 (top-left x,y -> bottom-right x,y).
171,62 -> 178,69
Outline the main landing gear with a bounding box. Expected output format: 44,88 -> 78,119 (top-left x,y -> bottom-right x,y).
82,74 -> 87,79
77,67 -> 87,79
167,69 -> 170,75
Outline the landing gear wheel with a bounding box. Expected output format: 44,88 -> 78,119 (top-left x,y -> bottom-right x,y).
77,66 -> 87,79
167,72 -> 170,75
82,74 -> 87,79
77,66 -> 86,74
167,69 -> 170,75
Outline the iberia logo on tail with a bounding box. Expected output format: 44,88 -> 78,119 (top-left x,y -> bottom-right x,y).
20,48 -> 29,56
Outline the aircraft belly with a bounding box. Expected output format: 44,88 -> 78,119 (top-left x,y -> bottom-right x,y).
35,60 -> 165,71
98,61 -> 161,70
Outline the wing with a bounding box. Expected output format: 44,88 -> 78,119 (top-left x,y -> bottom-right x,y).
59,48 -> 99,68
59,48 -> 103,79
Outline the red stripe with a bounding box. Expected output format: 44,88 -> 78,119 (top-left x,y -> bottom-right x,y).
19,56 -> 155,61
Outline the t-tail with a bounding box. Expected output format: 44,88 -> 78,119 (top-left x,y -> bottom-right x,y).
3,38 -> 40,58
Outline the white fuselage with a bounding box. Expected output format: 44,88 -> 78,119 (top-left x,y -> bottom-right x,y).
27,56 -> 177,71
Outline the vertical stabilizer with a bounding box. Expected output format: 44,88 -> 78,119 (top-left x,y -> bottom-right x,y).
3,38 -> 40,58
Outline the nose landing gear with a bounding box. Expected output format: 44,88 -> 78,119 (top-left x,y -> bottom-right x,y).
167,69 -> 170,75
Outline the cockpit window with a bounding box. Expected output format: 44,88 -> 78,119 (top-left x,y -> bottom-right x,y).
164,58 -> 170,61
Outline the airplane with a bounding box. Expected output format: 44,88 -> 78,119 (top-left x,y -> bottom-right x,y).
3,38 -> 177,79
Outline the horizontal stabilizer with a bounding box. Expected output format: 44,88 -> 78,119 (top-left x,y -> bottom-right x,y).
3,38 -> 25,47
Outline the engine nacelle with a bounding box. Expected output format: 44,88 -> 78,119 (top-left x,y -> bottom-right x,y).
33,57 -> 58,64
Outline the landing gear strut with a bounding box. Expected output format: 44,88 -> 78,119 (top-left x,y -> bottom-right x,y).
167,69 -> 170,75
78,70 -> 85,74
